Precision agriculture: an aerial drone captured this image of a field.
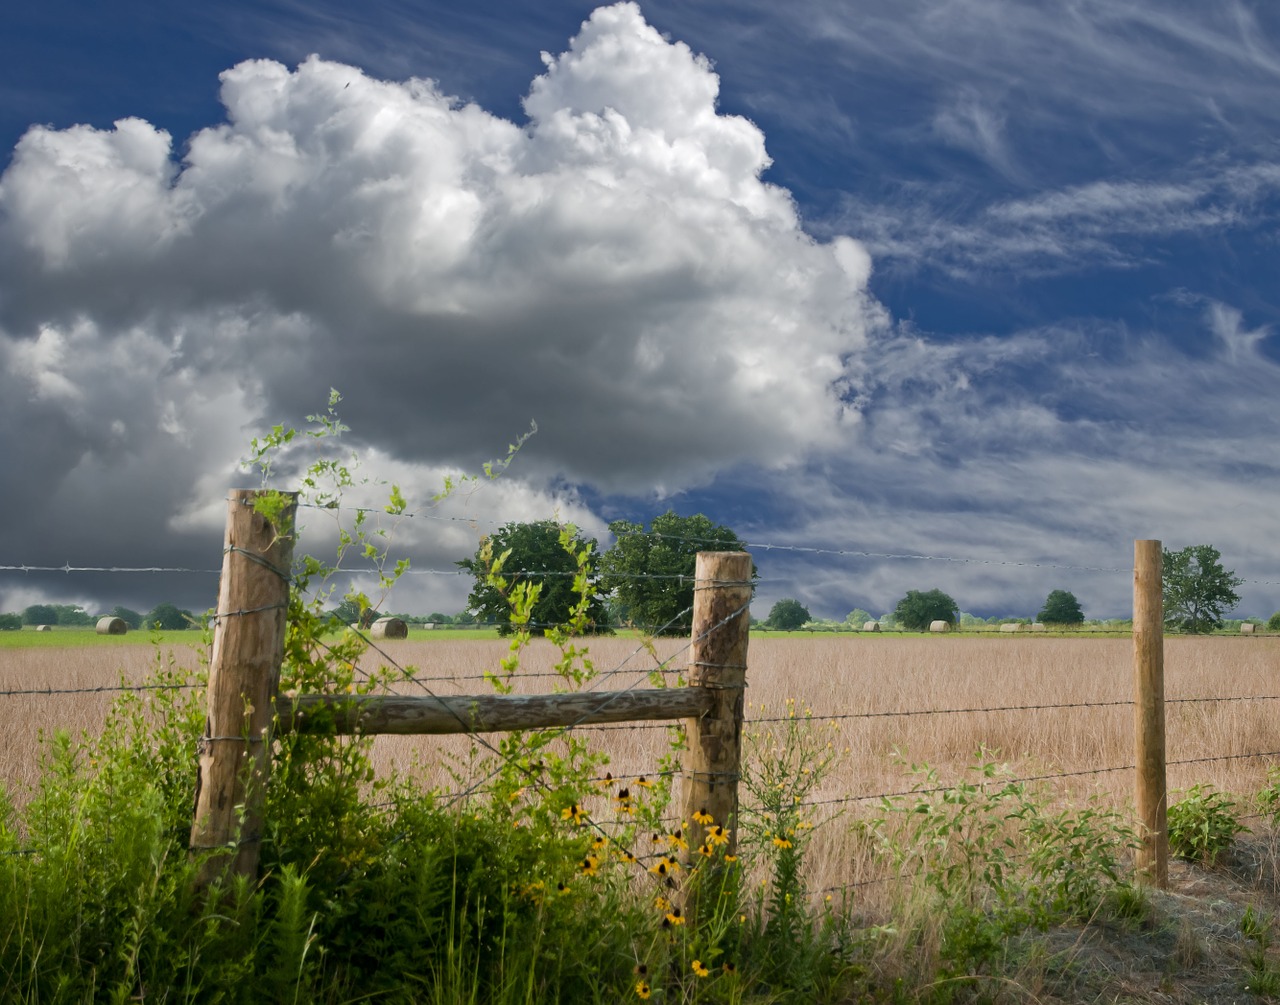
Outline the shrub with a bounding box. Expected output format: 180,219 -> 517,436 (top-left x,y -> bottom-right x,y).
1167,784 -> 1244,864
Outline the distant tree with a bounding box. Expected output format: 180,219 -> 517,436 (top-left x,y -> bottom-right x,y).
1162,545 -> 1242,634
145,602 -> 197,631
425,612 -> 453,626
22,604 -> 57,626
330,597 -> 377,628
1037,589 -> 1084,625
453,610 -> 476,626
893,589 -> 959,632
1269,612 -> 1280,632
0,613 -> 21,631
109,606 -> 143,629
600,511 -> 752,636
767,598 -> 811,631
51,604 -> 93,627
845,608 -> 874,628
458,521 -> 610,636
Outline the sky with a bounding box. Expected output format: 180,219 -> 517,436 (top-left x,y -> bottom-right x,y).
2,0 -> 1278,624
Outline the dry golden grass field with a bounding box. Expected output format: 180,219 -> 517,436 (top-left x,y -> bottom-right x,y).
2,633 -> 1278,896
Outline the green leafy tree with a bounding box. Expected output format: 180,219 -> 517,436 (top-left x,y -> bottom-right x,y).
845,608 -> 874,628
767,598 -> 811,631
425,612 -> 453,625
1162,544 -> 1242,634
329,596 -> 377,628
109,606 -> 143,629
145,602 -> 197,631
51,604 -> 94,627
458,520 -> 609,636
599,511 -> 752,635
893,588 -> 959,632
0,613 -> 21,631
21,603 -> 57,625
1268,612 -> 1280,632
1037,589 -> 1084,625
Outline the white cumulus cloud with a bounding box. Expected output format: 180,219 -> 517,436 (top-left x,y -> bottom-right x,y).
0,2 -> 881,612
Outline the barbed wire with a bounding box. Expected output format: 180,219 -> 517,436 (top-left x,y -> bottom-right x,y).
0,682 -> 199,697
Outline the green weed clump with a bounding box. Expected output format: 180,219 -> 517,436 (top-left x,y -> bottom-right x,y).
861,750 -> 1138,994
1167,783 -> 1245,864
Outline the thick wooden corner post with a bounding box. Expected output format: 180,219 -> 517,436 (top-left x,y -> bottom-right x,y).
191,489 -> 296,890
1133,538 -> 1168,887
683,551 -> 753,861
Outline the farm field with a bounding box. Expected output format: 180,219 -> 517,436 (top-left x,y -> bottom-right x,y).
3,634 -> 1278,894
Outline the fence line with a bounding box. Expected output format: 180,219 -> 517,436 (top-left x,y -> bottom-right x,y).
10,516 -> 1280,897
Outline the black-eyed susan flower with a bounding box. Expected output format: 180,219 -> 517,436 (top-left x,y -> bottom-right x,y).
561,803 -> 587,825
635,775 -> 654,789
654,895 -> 672,913
618,850 -> 637,864
580,855 -> 599,877
557,881 -> 571,895
666,829 -> 688,851
592,835 -> 608,851
663,854 -> 682,873
649,860 -> 670,877
772,835 -> 793,849
698,843 -> 713,858
708,825 -> 730,846
692,959 -> 710,977
665,907 -> 685,927
692,808 -> 714,825
635,980 -> 651,999
724,854 -> 738,863
597,771 -> 614,788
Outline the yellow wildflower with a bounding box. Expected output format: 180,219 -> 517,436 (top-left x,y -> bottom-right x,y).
692,808 -> 714,825
772,835 -> 793,849
708,825 -> 730,846
692,960 -> 710,978
635,980 -> 651,999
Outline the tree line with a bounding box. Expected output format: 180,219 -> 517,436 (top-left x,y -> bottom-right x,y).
0,603 -> 198,631
450,524 -> 1270,637
764,544 -> 1267,634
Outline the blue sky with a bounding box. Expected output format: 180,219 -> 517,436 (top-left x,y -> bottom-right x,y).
2,1 -> 1278,623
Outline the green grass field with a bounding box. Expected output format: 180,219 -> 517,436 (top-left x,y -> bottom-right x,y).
0,628 -> 208,649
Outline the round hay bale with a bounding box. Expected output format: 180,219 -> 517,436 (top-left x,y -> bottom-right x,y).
1241,623 -> 1256,634
35,624 -> 51,632
928,620 -> 951,633
96,616 -> 128,635
371,616 -> 408,640
862,621 -> 881,633
999,623 -> 1022,633
1031,623 -> 1047,632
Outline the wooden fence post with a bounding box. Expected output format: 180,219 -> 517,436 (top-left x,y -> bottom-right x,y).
190,489 -> 296,890
683,551 -> 753,861
1133,538 -> 1168,887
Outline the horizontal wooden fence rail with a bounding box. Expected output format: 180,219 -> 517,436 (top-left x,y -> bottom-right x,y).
278,687 -> 715,735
